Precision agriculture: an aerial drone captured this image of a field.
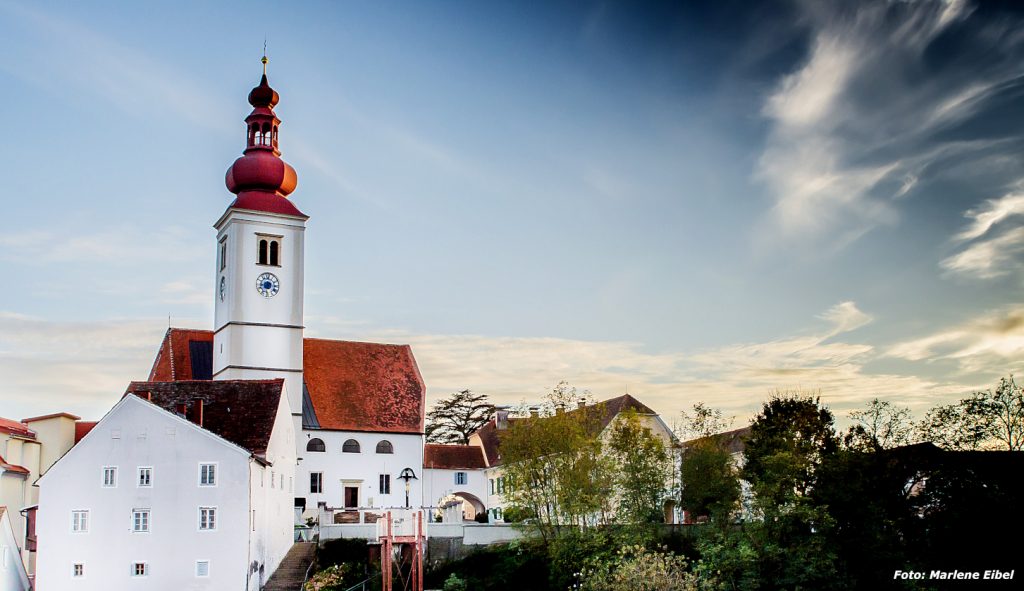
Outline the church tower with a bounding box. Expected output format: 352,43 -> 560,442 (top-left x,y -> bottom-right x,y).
214,58 -> 306,431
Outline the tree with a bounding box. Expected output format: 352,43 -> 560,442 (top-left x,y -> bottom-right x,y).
425,389 -> 495,445
843,398 -> 913,452
607,409 -> 671,524
580,546 -> 697,591
676,402 -> 733,441
916,375 -> 1024,451
679,441 -> 740,524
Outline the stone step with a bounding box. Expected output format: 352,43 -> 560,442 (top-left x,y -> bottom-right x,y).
263,542 -> 316,591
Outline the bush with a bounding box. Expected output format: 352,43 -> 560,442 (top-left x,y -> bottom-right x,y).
443,573 -> 468,591
579,545 -> 697,591
475,512 -> 489,523
304,563 -> 352,591
424,539 -> 550,591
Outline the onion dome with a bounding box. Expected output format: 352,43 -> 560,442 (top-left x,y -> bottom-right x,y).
224,57 -> 306,218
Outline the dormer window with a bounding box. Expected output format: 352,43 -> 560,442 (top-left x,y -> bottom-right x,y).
257,234 -> 282,266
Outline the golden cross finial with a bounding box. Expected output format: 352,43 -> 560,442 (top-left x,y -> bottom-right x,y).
262,38 -> 268,75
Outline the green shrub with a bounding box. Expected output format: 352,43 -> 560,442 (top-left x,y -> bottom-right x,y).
443,573 -> 468,591
579,545 -> 697,591
304,563 -> 351,591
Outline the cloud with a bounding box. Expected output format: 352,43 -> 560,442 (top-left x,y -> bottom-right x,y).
942,187 -> 1024,279
819,301 -> 873,336
887,304 -> 1024,374
0,226 -> 204,266
756,0 -> 1024,250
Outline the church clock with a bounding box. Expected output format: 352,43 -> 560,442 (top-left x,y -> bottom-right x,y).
256,272 -> 280,298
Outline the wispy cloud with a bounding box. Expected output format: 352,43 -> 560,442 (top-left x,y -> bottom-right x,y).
0,226 -> 204,266
888,304 -> 1024,374
942,187 -> 1024,278
756,0 -> 1024,250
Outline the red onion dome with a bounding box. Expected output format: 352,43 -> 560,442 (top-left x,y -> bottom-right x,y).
248,74 -> 279,108
226,151 -> 297,197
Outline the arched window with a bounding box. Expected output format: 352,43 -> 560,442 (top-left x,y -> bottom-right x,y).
248,124 -> 256,146
258,239 -> 268,264
272,126 -> 279,147
269,240 -> 279,266
306,438 -> 326,453
375,440 -> 394,454
342,439 -> 360,453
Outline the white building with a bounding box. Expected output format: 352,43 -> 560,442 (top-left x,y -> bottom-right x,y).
422,444 -> 488,521
0,508 -> 30,591
35,381 -> 294,590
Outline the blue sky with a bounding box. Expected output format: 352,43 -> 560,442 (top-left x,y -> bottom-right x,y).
2,0 -> 1023,427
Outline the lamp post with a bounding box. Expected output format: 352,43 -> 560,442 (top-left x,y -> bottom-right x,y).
398,467 -> 418,509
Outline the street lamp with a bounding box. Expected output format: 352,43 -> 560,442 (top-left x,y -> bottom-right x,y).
398,467 -> 418,509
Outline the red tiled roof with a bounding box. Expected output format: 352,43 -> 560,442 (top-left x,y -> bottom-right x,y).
21,412 -> 80,424
681,426 -> 751,454
74,422 -> 98,443
125,380 -> 285,457
0,454 -> 30,475
148,328 -> 426,434
424,444 -> 487,470
303,338 -> 425,434
0,417 -> 35,439
148,328 -> 214,381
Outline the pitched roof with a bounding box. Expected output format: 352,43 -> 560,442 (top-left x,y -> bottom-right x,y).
424,444 -> 487,470
473,394 -> 661,467
125,380 -> 285,456
303,338 -> 425,434
74,421 -> 97,443
0,454 -> 29,475
0,417 -> 35,439
681,426 -> 751,454
148,328 -> 426,434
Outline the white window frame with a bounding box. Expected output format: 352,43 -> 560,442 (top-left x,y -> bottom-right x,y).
379,473 -> 391,495
199,462 -> 217,487
72,563 -> 84,578
102,466 -> 117,488
196,559 -> 210,578
137,466 -> 153,488
455,472 -> 468,486
132,509 -> 150,533
71,510 -> 89,533
310,472 -> 323,494
132,562 -> 148,577
199,507 -> 217,531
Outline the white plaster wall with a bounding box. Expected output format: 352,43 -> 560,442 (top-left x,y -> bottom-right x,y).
421,468 -> 487,513
1,509 -> 30,591
297,431 -> 423,512
35,397 -> 253,591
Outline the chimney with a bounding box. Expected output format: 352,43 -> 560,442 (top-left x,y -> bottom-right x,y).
529,406 -> 540,418
137,390 -> 151,401
176,403 -> 187,417
577,400 -> 586,410
496,410 -> 509,430
555,404 -> 565,416
189,399 -> 204,427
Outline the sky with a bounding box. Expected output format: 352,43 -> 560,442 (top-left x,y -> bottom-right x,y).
2,0 -> 1024,429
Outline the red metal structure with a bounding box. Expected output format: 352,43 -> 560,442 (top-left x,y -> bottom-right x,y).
378,510 -> 425,591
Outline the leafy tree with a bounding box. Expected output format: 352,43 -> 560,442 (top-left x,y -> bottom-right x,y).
425,389 -> 496,445
580,545 -> 697,591
916,400 -> 989,451
916,375 -> 1024,451
676,402 -> 733,440
607,409 -> 671,524
679,441 -> 740,524
843,398 -> 914,452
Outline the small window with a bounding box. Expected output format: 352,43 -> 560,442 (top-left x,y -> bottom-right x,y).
310,472 -> 323,494
342,439 -> 360,453
73,563 -> 84,577
489,479 -> 495,495
138,467 -> 152,487
72,510 -> 89,533
199,463 -> 216,487
258,239 -> 268,264
375,440 -> 394,454
497,477 -> 505,494
132,509 -> 150,533
199,507 -> 217,531
132,562 -> 148,577
455,472 -> 468,486
380,474 -> 391,494
219,239 -> 227,271
102,466 -> 117,488
196,560 -> 210,577
306,438 -> 326,453
269,240 -> 279,266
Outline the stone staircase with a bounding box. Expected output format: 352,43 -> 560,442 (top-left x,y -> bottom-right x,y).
263,542 -> 317,591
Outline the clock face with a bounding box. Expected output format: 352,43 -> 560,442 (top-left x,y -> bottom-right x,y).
219,276 -> 226,301
256,272 -> 280,298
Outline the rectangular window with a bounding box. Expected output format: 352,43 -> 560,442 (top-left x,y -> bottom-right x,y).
219,239 -> 227,271
379,474 -> 391,495
489,479 -> 495,495
132,509 -> 150,533
199,507 -> 217,531
310,472 -> 323,494
199,463 -> 216,487
71,510 -> 88,533
196,560 -> 210,577
132,562 -> 148,577
455,472 -> 468,486
73,563 -> 84,577
102,466 -> 117,488
137,467 -> 152,487
497,477 -> 505,494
